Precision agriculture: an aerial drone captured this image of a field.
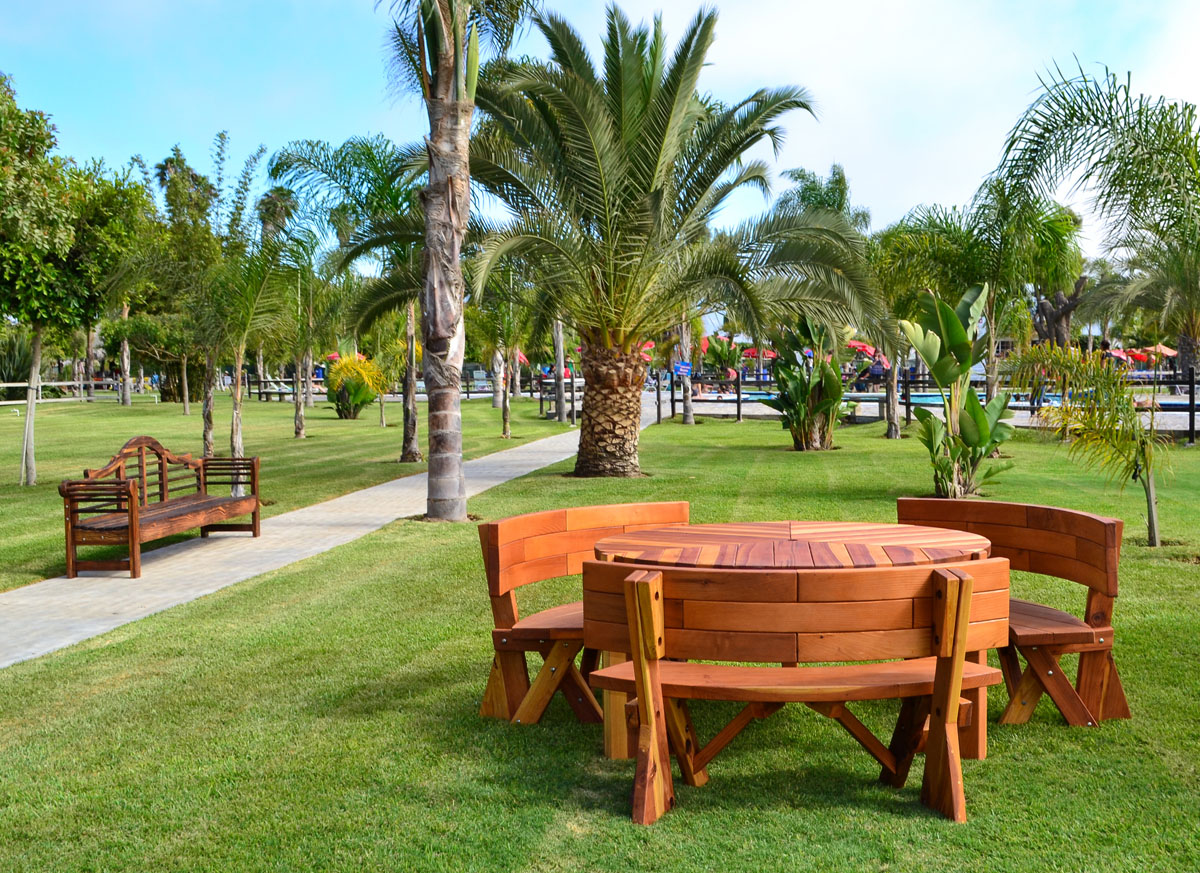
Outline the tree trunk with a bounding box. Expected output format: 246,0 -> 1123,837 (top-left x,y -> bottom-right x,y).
491,348 -> 504,408
117,303 -> 131,405
574,343 -> 643,476
379,392 -> 387,428
678,320 -> 695,425
293,354 -> 306,438
20,326 -> 42,486
230,350 -> 245,497
85,326 -> 96,401
884,361 -> 900,439
553,319 -> 567,423
501,361 -> 512,439
419,92 -> 471,520
304,347 -> 315,408
256,346 -> 265,391
401,304 -> 422,463
203,352 -> 216,458
984,299 -> 998,403
181,353 -> 191,416
1143,467 -> 1159,547
137,363 -> 144,394
511,347 -> 520,397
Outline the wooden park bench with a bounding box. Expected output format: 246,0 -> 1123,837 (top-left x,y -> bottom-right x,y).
897,498 -> 1131,727
60,436 -> 261,579
477,502 -> 690,726
583,558 -> 1009,824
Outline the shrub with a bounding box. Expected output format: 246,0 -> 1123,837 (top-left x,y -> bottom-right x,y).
326,357 -> 387,420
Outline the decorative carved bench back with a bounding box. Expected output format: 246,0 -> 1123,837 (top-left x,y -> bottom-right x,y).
83,436 -> 203,507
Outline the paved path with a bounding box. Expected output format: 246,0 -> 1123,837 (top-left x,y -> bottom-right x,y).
0,400 -> 658,669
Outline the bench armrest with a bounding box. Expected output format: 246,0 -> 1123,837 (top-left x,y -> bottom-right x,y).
199,456 -> 260,496
60,478 -> 140,524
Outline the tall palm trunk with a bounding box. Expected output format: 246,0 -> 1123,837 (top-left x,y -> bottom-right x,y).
491,348 -> 504,408
119,303 -> 132,405
984,299 -> 999,403
304,347 -> 315,408
420,94 -> 471,520
85,326 -> 96,401
553,319 -> 567,423
230,350 -> 246,497
501,359 -> 512,439
678,319 -> 695,424
575,343 -> 642,476
256,346 -> 265,395
401,305 -> 422,463
20,326 -> 42,486
181,353 -> 191,415
293,354 -> 306,438
510,347 -> 520,397
202,351 -> 216,458
884,361 -> 900,439
137,364 -> 144,394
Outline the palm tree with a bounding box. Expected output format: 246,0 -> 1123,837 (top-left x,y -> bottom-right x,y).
777,164 -> 871,232
886,183 -> 1080,399
472,7 -> 880,475
998,65 -> 1200,376
270,135 -> 425,461
383,0 -> 535,519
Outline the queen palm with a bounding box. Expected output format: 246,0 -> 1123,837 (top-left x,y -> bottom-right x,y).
270,135 -> 425,461
999,65 -> 1200,376
472,7 -> 880,475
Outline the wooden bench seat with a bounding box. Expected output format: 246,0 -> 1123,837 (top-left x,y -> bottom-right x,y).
591,656 -> 1001,703
61,436 -> 260,579
1009,599 -> 1112,648
75,493 -> 258,540
898,498 -> 1131,727
478,502 -> 690,726
583,558 -> 1010,824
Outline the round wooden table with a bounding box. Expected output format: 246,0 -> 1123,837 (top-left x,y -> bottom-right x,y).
594,520 -> 991,569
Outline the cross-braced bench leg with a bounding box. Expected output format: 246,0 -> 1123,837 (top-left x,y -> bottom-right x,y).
511,640 -> 602,725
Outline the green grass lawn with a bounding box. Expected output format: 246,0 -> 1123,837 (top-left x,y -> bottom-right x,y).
1,417 -> 1198,871
0,393 -> 567,591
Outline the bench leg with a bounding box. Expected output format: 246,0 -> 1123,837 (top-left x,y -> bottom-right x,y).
252,504 -> 261,537
64,526 -> 77,579
959,650 -> 988,760
129,537 -> 141,579
663,698 -> 709,787
602,651 -> 633,760
479,650 -> 529,721
880,696 -> 930,788
1006,645 -> 1097,727
1077,650 -> 1131,722
512,641 -> 583,725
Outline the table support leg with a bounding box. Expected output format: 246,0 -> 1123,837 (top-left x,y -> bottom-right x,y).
960,650 -> 987,760
602,650 -> 633,759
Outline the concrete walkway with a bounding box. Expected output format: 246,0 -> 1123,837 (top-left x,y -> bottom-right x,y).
0,400 -> 658,669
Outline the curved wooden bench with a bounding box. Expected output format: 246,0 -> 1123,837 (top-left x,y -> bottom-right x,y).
897,498 -> 1131,727
477,501 -> 690,725
60,436 -> 260,579
583,558 -> 1009,824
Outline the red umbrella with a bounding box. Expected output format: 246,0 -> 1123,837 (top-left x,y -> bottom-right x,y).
742,347 -> 777,359
700,335 -> 710,354
1109,349 -> 1130,361
1127,350 -> 1149,363
847,339 -> 876,356
516,350 -> 529,365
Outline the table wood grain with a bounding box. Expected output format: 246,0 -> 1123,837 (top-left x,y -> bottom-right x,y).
594,521 -> 991,570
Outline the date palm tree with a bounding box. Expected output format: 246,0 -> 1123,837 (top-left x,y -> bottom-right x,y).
472,6 -> 880,475
999,64 -> 1200,376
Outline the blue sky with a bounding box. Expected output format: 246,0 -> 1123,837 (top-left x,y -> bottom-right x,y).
3,1 -> 1198,253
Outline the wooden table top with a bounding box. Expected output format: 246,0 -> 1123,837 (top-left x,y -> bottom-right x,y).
594,521 -> 991,570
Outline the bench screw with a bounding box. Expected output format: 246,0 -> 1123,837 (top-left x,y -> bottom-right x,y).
1099,637 -> 1104,643
550,667 -> 557,673
1048,670 -> 1054,676
501,638 -> 507,644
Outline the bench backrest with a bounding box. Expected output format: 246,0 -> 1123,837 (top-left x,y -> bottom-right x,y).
582,557 -> 1010,662
896,499 -> 1121,596
83,436 -> 203,507
479,502 -> 690,629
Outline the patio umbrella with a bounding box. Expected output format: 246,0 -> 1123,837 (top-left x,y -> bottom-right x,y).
1109,349 -> 1130,361
517,350 -> 529,365
700,335 -> 710,355
1127,350 -> 1149,363
742,347 -> 777,359
1141,343 -> 1177,357
847,339 -> 876,356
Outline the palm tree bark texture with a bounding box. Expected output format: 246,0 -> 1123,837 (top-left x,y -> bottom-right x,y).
575,343 -> 644,477
420,98 -> 471,520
